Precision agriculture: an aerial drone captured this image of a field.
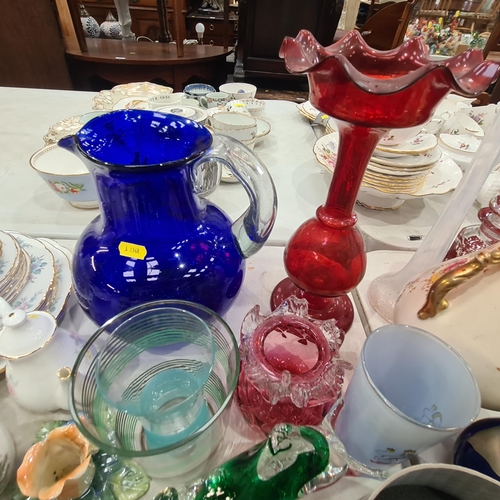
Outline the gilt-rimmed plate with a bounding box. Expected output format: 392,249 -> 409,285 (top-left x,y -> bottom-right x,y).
38,238 -> 72,323
297,101 -> 320,121
255,117 -> 271,142
111,97 -> 150,110
157,105 -> 208,123
362,155 -> 462,198
7,232 -> 56,313
371,147 -> 442,168
439,134 -> 481,154
0,231 -> 20,289
313,133 -> 338,172
92,82 -> 173,110
375,134 -> 438,156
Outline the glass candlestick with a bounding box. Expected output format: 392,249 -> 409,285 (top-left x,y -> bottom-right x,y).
446,194 -> 500,260
274,29 -> 500,328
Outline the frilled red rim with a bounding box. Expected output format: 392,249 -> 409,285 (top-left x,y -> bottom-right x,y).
279,30 -> 500,96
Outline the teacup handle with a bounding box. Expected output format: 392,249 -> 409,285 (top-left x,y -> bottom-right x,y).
194,135 -> 277,258
200,97 -> 208,108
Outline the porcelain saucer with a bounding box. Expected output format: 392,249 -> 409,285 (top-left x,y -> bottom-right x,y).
371,147 -> 442,168
0,231 -> 20,291
313,133 -> 338,173
38,238 -> 72,324
375,134 -> 438,157
255,117 -> 271,143
111,97 -> 149,110
92,82 -> 173,110
157,105 -> 208,123
297,101 -> 321,121
7,232 -> 56,315
357,155 -> 462,209
439,133 -> 481,154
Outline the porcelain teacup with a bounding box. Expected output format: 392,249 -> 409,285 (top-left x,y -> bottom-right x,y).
458,104 -> 498,133
379,124 -> 423,147
219,83 -> 257,100
184,83 -> 216,101
200,92 -> 229,108
210,112 -> 258,149
30,144 -> 98,209
442,112 -> 485,138
148,93 -> 184,109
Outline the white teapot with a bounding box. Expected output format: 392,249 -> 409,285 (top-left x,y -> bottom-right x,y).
0,298 -> 82,412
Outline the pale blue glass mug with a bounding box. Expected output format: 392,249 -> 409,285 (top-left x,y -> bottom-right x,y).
95,303 -> 215,448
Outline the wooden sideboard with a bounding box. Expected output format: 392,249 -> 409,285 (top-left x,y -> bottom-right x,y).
82,0 -> 189,41
234,0 -> 344,81
186,11 -> 237,46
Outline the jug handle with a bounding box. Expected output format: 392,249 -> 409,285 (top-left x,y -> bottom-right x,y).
196,135 -> 278,259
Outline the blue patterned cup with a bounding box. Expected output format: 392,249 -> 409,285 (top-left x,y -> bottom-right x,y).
184,83 -> 216,101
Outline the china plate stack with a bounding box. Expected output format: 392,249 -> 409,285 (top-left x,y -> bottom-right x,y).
313,133 -> 463,209
297,100 -> 323,121
0,231 -> 72,326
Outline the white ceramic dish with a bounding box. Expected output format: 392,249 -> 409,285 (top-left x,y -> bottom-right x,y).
313,133 -> 338,173
224,100 -> 252,115
92,82 -> 173,110
147,93 -> 184,108
442,111 -> 485,138
255,117 -> 271,142
38,238 -> 72,324
371,147 -> 442,168
30,145 -> 98,209
8,232 -> 56,314
111,97 -> 149,110
156,105 -> 208,124
0,231 -> 20,289
459,104 -> 498,132
357,156 -> 462,210
238,98 -> 265,115
439,133 -> 481,154
219,82 -> 257,100
365,463 -> 500,500
376,134 -> 438,156
297,101 -> 322,121
378,124 -> 423,147
394,242 -> 500,411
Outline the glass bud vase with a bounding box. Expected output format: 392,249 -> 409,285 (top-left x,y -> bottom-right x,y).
446,195 -> 500,260
273,30 -> 500,329
236,296 -> 350,434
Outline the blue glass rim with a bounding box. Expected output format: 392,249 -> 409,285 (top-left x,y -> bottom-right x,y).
74,109 -> 213,171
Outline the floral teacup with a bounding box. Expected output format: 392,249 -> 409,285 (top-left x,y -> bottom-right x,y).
30,145 -> 98,209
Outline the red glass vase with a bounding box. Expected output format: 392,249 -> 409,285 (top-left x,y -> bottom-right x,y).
271,30 -> 500,328
236,296 -> 349,434
446,194 -> 500,260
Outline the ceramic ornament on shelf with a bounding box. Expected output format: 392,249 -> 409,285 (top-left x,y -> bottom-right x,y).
80,4 -> 100,38
100,11 -> 122,39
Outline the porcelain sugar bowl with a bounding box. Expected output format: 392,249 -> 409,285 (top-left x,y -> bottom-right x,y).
0,298 -> 83,412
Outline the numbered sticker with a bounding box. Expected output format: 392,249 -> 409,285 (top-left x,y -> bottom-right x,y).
118,241 -> 147,260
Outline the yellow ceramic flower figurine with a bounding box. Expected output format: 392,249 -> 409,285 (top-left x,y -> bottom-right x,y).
17,424 -> 98,500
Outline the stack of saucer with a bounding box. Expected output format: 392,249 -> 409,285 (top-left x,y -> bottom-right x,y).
366,134 -> 441,195
0,231 -> 72,325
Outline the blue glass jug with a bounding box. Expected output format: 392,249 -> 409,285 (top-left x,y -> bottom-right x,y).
59,110 -> 277,326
